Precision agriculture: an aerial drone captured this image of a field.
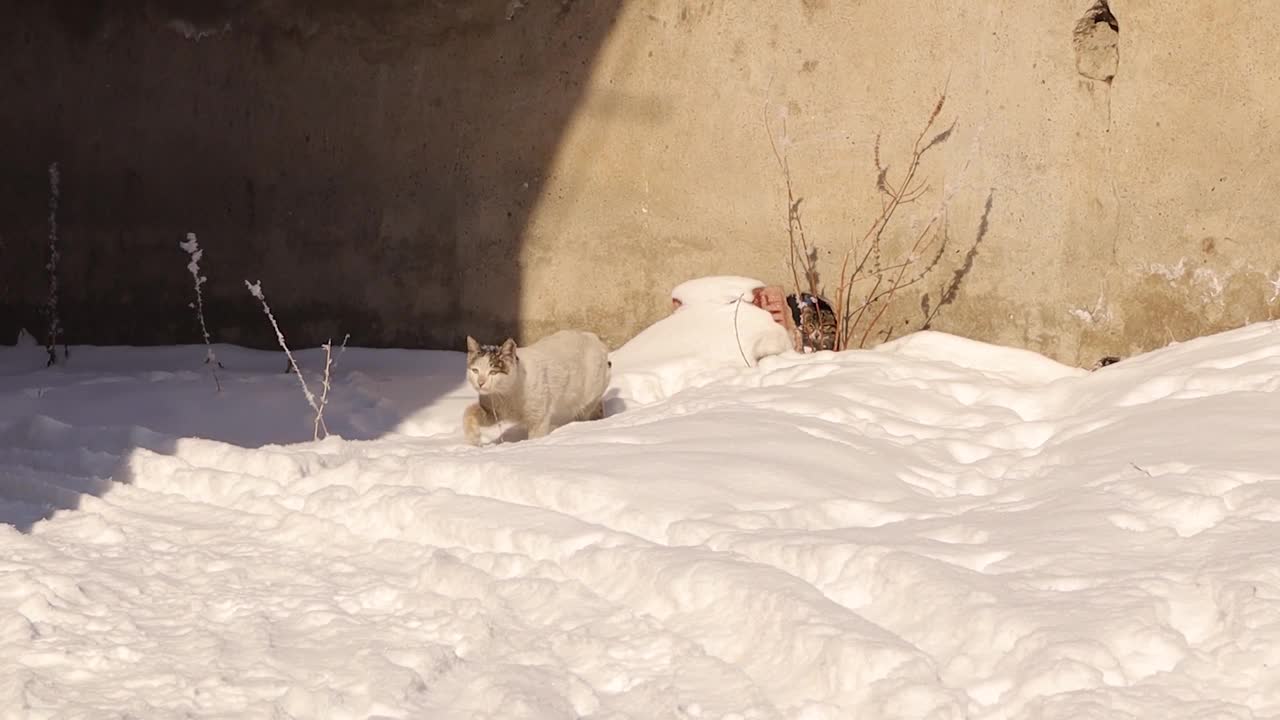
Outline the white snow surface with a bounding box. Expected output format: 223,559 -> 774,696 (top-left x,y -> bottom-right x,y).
4,319 -> 1280,719
669,276 -> 767,306
612,275 -> 792,379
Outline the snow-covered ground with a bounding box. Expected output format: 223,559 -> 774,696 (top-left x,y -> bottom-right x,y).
4,316 -> 1280,719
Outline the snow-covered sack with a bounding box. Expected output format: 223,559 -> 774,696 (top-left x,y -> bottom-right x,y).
610,275 -> 792,384
669,275 -> 767,306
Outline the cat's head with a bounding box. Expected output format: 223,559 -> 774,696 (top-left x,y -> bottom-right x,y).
465,336 -> 520,394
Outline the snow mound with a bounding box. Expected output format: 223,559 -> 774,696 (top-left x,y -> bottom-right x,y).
3,322 -> 1280,718
610,275 -> 792,404
670,275 -> 768,306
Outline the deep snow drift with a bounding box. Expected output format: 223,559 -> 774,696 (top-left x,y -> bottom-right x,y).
3,316 -> 1280,719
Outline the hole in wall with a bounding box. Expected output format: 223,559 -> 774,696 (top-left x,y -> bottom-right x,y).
1073,0 -> 1119,83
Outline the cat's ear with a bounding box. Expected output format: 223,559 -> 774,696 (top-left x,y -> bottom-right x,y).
466,336 -> 479,354
500,338 -> 517,357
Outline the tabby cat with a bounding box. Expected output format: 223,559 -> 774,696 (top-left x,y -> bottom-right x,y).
788,293 -> 838,352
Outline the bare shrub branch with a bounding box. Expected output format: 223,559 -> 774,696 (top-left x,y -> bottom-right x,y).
765,108 -> 822,300
180,232 -> 222,392
245,280 -> 341,441
313,333 -> 349,441
776,85 -> 956,351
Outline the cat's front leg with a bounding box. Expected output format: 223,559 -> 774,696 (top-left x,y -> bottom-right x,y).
463,402 -> 498,446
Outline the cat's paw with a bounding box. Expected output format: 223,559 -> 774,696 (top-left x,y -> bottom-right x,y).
462,403 -> 491,446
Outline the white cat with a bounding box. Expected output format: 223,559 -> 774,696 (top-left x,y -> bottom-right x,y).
463,330 -> 611,445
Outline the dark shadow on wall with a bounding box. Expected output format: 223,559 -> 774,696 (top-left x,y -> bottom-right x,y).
0,0 -> 626,531
0,0 -> 625,351
920,189 -> 994,331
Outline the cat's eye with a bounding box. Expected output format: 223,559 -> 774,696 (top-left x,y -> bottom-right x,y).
470,368 -> 478,374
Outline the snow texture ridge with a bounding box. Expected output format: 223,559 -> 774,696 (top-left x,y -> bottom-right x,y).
3,320 -> 1280,718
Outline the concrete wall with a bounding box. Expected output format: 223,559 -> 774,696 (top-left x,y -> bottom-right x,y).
1,0 -> 625,349
4,1 -> 1279,366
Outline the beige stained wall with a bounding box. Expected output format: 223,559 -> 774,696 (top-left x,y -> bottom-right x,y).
518,0 -> 1280,366
3,1 -> 1277,365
